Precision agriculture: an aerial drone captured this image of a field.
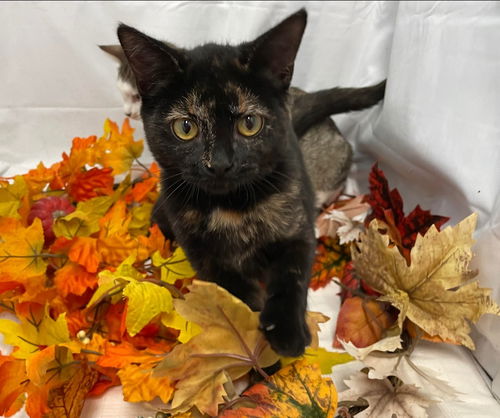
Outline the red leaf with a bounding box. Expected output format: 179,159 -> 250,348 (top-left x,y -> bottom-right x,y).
364,163 -> 449,262
67,167 -> 114,202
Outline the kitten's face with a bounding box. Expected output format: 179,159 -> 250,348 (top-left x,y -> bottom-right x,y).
118,11 -> 307,195
117,78 -> 141,120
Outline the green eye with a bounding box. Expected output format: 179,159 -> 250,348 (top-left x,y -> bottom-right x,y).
172,118 -> 199,141
236,114 -> 263,137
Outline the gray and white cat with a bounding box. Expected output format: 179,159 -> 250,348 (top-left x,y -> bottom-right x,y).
99,44 -> 385,207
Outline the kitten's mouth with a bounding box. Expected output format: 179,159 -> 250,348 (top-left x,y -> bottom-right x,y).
200,178 -> 238,195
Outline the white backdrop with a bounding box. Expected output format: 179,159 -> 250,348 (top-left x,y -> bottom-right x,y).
1,1 -> 500,416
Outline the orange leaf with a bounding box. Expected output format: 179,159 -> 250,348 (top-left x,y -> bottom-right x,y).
0,218 -> 47,279
0,355 -> 27,417
127,176 -> 159,203
23,162 -> 55,195
97,233 -> 149,266
54,262 -> 98,297
87,366 -> 120,397
98,200 -> 130,237
68,237 -> 100,273
46,363 -> 99,418
67,167 -> 114,202
139,224 -> 171,259
333,297 -> 397,348
117,364 -> 174,403
96,339 -> 162,369
310,236 -> 350,290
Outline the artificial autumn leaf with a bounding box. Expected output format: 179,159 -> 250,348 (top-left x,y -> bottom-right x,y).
352,214 -> 500,349
97,119 -> 144,175
54,263 -> 97,297
154,280 -> 279,416
161,310 -> 202,344
339,335 -> 402,362
28,196 -> 75,243
68,237 -> 100,273
46,363 -> 100,418
128,202 -> 154,236
310,236 -> 351,290
52,195 -> 114,238
96,339 -> 164,369
0,218 -> 47,278
364,163 -> 449,262
333,297 -> 397,349
0,355 -> 27,417
97,232 -> 149,266
0,308 -> 70,359
127,176 -> 159,203
118,364 -> 174,403
220,359 -> 338,418
67,167 -> 114,202
281,347 -> 354,375
339,372 -> 432,418
316,195 -> 369,242
342,341 -> 458,401
122,280 -> 174,336
0,176 -> 28,219
86,256 -> 144,308
306,311 -> 330,349
23,162 -> 56,195
152,246 -> 197,284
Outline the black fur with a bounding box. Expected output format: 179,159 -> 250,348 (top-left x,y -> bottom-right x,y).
118,10 -> 318,356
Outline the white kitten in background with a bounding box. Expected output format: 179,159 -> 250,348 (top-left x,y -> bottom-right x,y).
99,45 -> 142,120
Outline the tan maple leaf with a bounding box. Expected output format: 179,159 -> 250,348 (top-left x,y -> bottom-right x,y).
339,372 -> 432,418
352,213 -> 500,349
153,280 -> 280,417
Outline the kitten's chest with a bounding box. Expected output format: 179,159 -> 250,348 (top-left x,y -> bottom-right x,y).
173,191 -> 305,259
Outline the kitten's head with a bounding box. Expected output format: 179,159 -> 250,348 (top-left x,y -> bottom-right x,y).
99,44 -> 142,120
117,10 -> 307,195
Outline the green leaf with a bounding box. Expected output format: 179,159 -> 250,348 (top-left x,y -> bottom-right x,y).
123,281 -> 173,336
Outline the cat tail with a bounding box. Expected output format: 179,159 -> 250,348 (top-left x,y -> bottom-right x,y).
292,80 -> 386,137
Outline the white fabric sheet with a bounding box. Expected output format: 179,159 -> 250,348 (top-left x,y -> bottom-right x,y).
1,1 -> 499,416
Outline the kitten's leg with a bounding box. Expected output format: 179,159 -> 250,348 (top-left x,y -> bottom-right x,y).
151,199 -> 176,242
212,270 -> 265,312
259,239 -> 314,357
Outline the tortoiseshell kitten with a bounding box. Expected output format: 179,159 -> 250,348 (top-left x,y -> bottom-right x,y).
117,9 -> 379,356
100,43 -> 385,208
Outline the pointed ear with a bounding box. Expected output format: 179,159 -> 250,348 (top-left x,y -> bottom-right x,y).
98,44 -> 127,64
250,9 -> 307,89
117,24 -> 184,96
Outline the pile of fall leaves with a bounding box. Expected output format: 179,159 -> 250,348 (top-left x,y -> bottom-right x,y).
0,119 -> 499,418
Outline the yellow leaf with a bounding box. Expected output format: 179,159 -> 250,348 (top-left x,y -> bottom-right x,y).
154,280 -> 279,416
281,347 -> 354,375
152,247 -> 196,284
0,308 -> 70,359
128,202 -> 153,236
161,310 -> 202,343
0,176 -> 28,218
53,196 -> 114,238
352,213 -> 500,349
123,280 -> 174,336
117,364 -> 174,403
87,256 -> 142,307
0,217 -> 47,278
98,200 -> 130,237
220,359 -> 338,417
